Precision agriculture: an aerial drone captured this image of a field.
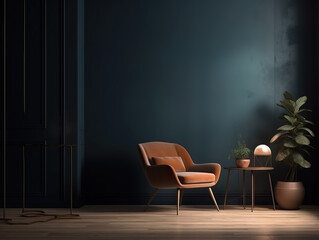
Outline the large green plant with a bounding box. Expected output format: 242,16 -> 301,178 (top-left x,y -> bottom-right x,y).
270,91 -> 315,181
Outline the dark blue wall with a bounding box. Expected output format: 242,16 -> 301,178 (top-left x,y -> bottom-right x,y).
84,0 -> 319,205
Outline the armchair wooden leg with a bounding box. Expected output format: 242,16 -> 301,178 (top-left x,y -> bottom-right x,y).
144,188 -> 158,211
208,188 -> 220,211
177,188 -> 181,215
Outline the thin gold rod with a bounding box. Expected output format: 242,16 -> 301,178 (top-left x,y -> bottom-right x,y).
43,0 -> 47,128
2,0 -> 7,220
70,146 -> 73,215
61,0 -> 65,143
62,145 -> 79,219
22,145 -> 25,212
23,0 -> 26,113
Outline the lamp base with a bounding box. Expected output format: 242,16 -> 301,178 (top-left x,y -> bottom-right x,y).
20,210 -> 46,218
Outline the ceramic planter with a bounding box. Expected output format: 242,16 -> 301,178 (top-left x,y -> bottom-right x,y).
235,158 -> 250,168
274,181 -> 305,209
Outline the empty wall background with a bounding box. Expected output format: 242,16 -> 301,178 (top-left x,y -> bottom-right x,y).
84,0 -> 318,205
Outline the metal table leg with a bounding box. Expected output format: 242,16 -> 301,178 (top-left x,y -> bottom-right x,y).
268,171 -> 276,210
0,0 -> 10,224
251,170 -> 254,212
223,169 -> 231,209
243,170 -> 246,209
21,145 -> 45,217
59,146 -> 80,218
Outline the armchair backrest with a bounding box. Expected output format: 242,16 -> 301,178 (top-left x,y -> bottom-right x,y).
138,142 -> 194,170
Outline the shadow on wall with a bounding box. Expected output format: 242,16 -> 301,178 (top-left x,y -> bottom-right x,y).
230,102 -> 275,150
84,149 -> 150,204
251,102 -> 275,146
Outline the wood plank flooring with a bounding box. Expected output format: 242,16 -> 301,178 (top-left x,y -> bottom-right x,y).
1,205 -> 319,239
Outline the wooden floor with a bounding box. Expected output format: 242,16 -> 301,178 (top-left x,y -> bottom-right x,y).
1,205 -> 319,239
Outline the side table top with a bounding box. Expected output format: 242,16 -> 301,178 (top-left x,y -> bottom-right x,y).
224,166 -> 274,171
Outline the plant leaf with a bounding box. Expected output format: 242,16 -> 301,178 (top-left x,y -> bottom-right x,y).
304,120 -> 315,125
298,108 -> 312,113
292,152 -> 311,168
278,125 -> 294,131
275,148 -> 291,161
269,131 -> 289,143
301,148 -> 310,156
283,115 -> 297,125
294,96 -> 307,114
300,127 -> 315,137
296,114 -> 306,122
295,135 -> 310,145
278,99 -> 294,114
284,91 -> 294,100
283,139 -> 297,148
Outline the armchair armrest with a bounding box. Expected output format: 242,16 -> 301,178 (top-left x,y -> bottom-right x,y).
144,165 -> 182,188
187,163 -> 221,183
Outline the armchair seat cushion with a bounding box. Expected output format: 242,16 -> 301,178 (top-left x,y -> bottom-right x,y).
177,172 -> 215,184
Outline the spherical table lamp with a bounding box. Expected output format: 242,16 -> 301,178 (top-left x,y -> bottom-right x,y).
254,144 -> 272,167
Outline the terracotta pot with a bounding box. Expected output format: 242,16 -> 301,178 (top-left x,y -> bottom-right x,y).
235,158 -> 250,168
274,181 -> 305,210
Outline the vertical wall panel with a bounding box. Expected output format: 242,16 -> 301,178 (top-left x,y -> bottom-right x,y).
1,0 -> 84,208
24,0 -> 45,127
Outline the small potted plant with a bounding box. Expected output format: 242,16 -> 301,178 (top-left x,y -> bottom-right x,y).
229,136 -> 252,168
270,91 -> 315,209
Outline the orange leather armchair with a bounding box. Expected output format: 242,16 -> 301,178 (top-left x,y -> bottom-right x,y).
138,141 -> 221,214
